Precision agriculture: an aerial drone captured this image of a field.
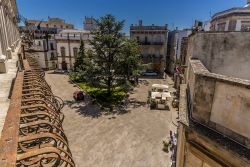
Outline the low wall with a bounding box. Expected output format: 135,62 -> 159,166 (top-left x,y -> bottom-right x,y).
188,59 -> 250,147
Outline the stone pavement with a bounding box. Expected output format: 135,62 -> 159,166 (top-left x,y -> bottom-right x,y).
45,72 -> 178,167
0,45 -> 20,137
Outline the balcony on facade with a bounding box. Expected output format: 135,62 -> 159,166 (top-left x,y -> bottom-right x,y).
141,54 -> 163,63
55,30 -> 91,41
139,41 -> 164,45
130,25 -> 168,31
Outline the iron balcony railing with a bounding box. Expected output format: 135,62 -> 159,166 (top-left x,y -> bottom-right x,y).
0,54 -> 75,167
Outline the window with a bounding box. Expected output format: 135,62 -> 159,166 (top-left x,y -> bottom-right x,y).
38,41 -> 41,46
217,22 -> 226,31
228,20 -> 237,31
46,24 -> 49,27
156,35 -> 161,43
50,52 -> 55,60
61,25 -> 63,28
136,36 -> 140,42
60,47 -> 66,57
50,43 -> 54,50
145,36 -> 148,43
73,47 -> 78,58
66,26 -> 68,29
54,25 -> 56,28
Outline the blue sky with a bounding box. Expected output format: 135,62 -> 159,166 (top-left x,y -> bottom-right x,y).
17,0 -> 245,33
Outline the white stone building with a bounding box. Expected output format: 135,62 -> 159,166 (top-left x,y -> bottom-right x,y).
30,39 -> 58,70
203,21 -> 211,31
55,29 -> 92,70
0,0 -> 20,67
210,0 -> 250,31
130,20 -> 168,76
0,0 -> 20,136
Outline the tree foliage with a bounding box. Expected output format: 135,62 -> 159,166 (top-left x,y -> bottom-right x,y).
117,38 -> 141,81
74,40 -> 85,71
73,14 -> 142,96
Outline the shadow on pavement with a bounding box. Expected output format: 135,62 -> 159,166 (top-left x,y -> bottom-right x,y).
128,98 -> 147,108
138,79 -> 150,86
64,99 -> 103,118
64,99 -> 131,119
47,71 -> 68,75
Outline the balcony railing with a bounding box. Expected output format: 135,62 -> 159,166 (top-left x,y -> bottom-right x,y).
0,54 -> 75,167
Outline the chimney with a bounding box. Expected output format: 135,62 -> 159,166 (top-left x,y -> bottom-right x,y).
139,20 -> 142,26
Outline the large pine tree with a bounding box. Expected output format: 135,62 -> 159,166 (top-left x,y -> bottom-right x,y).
90,14 -> 125,95
73,14 -> 142,96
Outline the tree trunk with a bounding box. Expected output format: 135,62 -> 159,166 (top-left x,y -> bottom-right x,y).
107,76 -> 112,95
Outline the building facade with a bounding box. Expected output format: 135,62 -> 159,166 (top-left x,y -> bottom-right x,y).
30,39 -> 58,70
0,0 -> 20,61
55,29 -> 92,70
130,20 -> 168,76
176,32 -> 250,167
26,17 -> 74,30
167,29 -> 192,74
210,0 -> 250,31
24,17 -> 77,70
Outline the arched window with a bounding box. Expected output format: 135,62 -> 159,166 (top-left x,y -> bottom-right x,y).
73,47 -> 78,58
60,47 -> 65,57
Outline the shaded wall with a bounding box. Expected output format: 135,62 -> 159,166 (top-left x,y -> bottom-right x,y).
188,32 -> 250,80
188,59 -> 250,147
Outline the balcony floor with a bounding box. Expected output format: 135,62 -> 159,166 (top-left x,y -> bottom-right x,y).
0,45 -> 20,137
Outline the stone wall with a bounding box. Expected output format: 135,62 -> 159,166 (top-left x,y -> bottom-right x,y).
176,84 -> 250,167
188,32 -> 250,80
188,59 -> 250,147
210,82 -> 250,139
184,127 -> 249,167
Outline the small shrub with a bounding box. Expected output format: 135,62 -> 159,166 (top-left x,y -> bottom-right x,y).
78,82 -> 127,107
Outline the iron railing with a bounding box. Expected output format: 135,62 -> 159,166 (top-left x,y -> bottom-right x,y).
0,55 -> 75,167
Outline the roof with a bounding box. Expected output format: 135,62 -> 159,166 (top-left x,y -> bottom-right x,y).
26,19 -> 74,26
212,6 -> 250,20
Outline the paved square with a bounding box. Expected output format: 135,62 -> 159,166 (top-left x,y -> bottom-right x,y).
45,72 -> 177,167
